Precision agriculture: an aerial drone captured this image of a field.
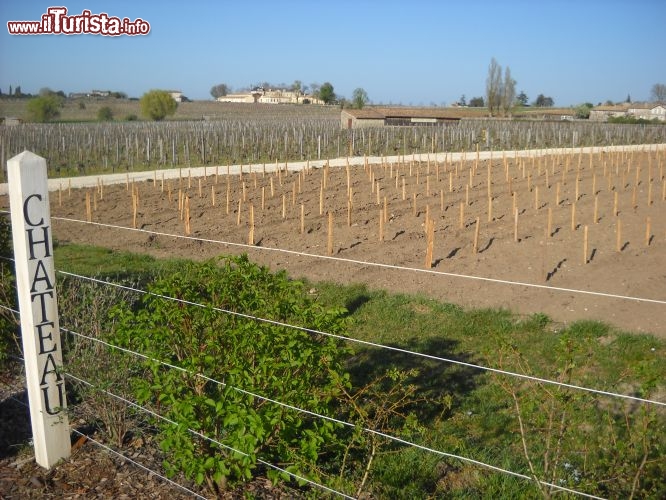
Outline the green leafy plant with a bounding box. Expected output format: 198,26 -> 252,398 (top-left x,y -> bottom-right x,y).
0,216 -> 19,363
493,324 -> 666,499
109,255 -> 350,492
140,90 -> 177,121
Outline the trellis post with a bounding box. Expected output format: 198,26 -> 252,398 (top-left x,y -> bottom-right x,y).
7,151 -> 71,468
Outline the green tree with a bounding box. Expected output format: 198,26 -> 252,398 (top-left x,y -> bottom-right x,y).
26,94 -> 63,122
97,106 -> 114,121
352,87 -> 369,109
534,94 -> 554,107
574,102 -> 593,119
140,90 -> 177,121
318,82 -> 336,104
469,96 -> 485,107
210,83 -> 229,99
516,90 -> 528,106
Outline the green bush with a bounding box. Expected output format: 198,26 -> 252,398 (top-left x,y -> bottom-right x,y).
110,255 -> 350,491
0,216 -> 19,363
97,106 -> 113,122
26,94 -> 63,122
140,90 -> 177,121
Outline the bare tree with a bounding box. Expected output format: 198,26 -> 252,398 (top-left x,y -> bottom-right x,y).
650,83 -> 666,102
486,58 -> 503,116
501,66 -> 516,116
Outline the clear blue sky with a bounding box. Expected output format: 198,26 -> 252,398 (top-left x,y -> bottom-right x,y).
1,0 -> 664,106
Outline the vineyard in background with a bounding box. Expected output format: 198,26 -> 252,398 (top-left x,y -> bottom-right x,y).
2,103 -> 666,181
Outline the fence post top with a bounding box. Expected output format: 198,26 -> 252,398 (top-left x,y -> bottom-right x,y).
10,150 -> 45,162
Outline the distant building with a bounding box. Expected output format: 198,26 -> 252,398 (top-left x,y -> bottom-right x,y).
217,87 -> 323,105
3,117 -> 21,126
341,107 -> 462,128
166,90 -> 187,102
68,90 -> 110,98
589,103 -> 666,122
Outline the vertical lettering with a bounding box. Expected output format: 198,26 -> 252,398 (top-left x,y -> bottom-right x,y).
42,383 -> 65,415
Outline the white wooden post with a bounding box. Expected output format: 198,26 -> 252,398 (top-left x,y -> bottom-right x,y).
7,151 -> 71,468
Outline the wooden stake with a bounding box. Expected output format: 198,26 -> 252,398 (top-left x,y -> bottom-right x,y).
647,179 -> 653,206
211,185 -> 216,207
413,192 -> 417,216
593,195 -> 598,223
424,217 -> 434,269
614,191 -> 619,216
379,209 -> 384,242
645,216 -> 651,246
616,218 -> 622,252
514,210 -> 519,242
85,192 -> 92,223
282,194 -> 286,220
248,204 -> 255,245
300,203 -> 305,234
226,182 -> 230,215
571,202 -> 576,231
327,211 -> 333,256
184,196 -> 191,235
237,200 -> 242,226
583,225 -> 588,264
473,217 -> 480,254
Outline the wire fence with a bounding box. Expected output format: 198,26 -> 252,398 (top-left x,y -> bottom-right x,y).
1,151 -> 665,498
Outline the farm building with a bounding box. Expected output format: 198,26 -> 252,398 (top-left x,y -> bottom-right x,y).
341,107 -> 463,128
589,102 -> 666,122
2,117 -> 22,126
166,90 -> 187,103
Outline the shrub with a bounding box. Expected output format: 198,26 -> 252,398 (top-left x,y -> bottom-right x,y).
0,216 -> 19,363
97,106 -> 113,121
110,255 -> 350,491
26,94 -> 63,122
140,90 -> 177,121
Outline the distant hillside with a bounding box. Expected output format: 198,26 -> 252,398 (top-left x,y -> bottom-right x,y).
0,98 -> 340,123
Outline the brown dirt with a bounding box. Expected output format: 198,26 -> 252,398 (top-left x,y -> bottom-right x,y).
1,148 -> 665,497
5,149 -> 660,337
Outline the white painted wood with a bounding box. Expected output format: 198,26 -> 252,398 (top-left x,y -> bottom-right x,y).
7,151 -> 70,469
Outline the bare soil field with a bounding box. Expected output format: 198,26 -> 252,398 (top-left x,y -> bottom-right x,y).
2,147 -> 665,337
